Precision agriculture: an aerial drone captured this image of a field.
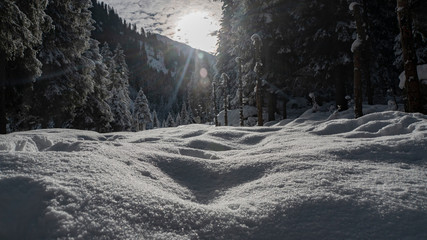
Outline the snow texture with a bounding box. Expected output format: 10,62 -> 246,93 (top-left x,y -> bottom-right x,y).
399,64 -> 427,89
1,105 -> 426,239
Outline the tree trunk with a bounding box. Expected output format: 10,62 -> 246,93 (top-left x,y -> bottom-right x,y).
362,0 -> 374,105
352,3 -> 364,118
0,52 -> 7,134
268,92 -> 276,122
397,0 -> 422,113
282,99 -> 287,120
238,64 -> 244,126
256,79 -> 263,126
224,94 -> 228,126
213,82 -> 218,126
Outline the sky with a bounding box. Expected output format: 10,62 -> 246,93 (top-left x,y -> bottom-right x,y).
101,0 -> 223,53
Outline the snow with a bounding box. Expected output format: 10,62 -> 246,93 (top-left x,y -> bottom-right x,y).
351,37 -> 363,53
145,43 -> 169,74
399,64 -> 427,89
1,105 -> 427,239
349,2 -> 360,11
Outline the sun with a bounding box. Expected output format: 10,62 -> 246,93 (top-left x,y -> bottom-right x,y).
174,12 -> 219,53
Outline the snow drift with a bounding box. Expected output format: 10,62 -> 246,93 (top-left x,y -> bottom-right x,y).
0,106 -> 426,239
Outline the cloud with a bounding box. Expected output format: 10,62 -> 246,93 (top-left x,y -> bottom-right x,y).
101,0 -> 222,52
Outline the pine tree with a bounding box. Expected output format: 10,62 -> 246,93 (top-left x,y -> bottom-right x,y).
165,112 -> 175,127
180,102 -> 189,125
133,89 -> 152,131
187,100 -> 194,124
36,0 -> 94,128
100,42 -> 114,85
73,39 -> 113,132
152,110 -> 160,128
0,0 -> 51,133
175,113 -> 181,127
109,44 -> 133,131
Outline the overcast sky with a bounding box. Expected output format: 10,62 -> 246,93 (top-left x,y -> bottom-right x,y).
100,0 -> 223,52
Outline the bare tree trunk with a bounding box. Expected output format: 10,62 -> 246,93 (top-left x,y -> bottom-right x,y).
0,51 -> 7,134
282,100 -> 287,120
362,0 -> 374,105
237,59 -> 244,126
256,78 -> 263,126
268,92 -> 276,122
351,3 -> 364,118
222,74 -> 229,126
224,95 -> 228,126
397,0 -> 422,113
212,82 -> 218,126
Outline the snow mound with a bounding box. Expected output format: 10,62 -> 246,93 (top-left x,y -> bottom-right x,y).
1,108 -> 426,239
312,111 -> 426,138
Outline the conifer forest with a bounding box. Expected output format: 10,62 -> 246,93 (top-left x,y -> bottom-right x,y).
1,0 -> 426,134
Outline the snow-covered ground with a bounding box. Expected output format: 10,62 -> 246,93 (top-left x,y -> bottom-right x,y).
1,106 -> 426,239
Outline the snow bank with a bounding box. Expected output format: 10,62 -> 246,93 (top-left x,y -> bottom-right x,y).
1,107 -> 426,239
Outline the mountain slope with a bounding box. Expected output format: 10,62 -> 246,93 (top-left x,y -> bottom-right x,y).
90,0 -> 216,121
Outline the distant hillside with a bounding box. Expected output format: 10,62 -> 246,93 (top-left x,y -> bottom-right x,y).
90,0 -> 216,121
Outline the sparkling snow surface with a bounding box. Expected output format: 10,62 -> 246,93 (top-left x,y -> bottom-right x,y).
1,106 -> 426,239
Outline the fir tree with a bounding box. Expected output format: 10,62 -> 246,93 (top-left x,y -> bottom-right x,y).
180,102 -> 189,125
0,0 -> 51,133
73,39 -> 113,132
175,113 -> 182,127
109,44 -> 133,131
152,110 -> 160,129
165,112 -> 175,127
133,89 -> 152,131
36,0 -> 94,128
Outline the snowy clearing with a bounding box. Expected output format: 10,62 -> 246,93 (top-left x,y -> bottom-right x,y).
1,106 -> 426,239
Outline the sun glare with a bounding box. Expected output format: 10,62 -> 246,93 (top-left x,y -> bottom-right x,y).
174,12 -> 219,53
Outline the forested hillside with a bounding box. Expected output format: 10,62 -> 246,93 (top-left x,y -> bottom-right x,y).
0,0 -> 216,134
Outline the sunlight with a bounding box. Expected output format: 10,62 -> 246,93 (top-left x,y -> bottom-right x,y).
174,12 -> 219,53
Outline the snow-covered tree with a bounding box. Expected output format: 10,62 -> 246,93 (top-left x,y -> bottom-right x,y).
165,112 -> 175,127
175,113 -> 182,127
152,110 -> 160,129
0,0 -> 51,133
180,102 -> 189,125
133,89 -> 152,131
100,42 -> 114,85
108,44 -> 133,131
35,0 -> 94,128
73,39 -> 113,132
